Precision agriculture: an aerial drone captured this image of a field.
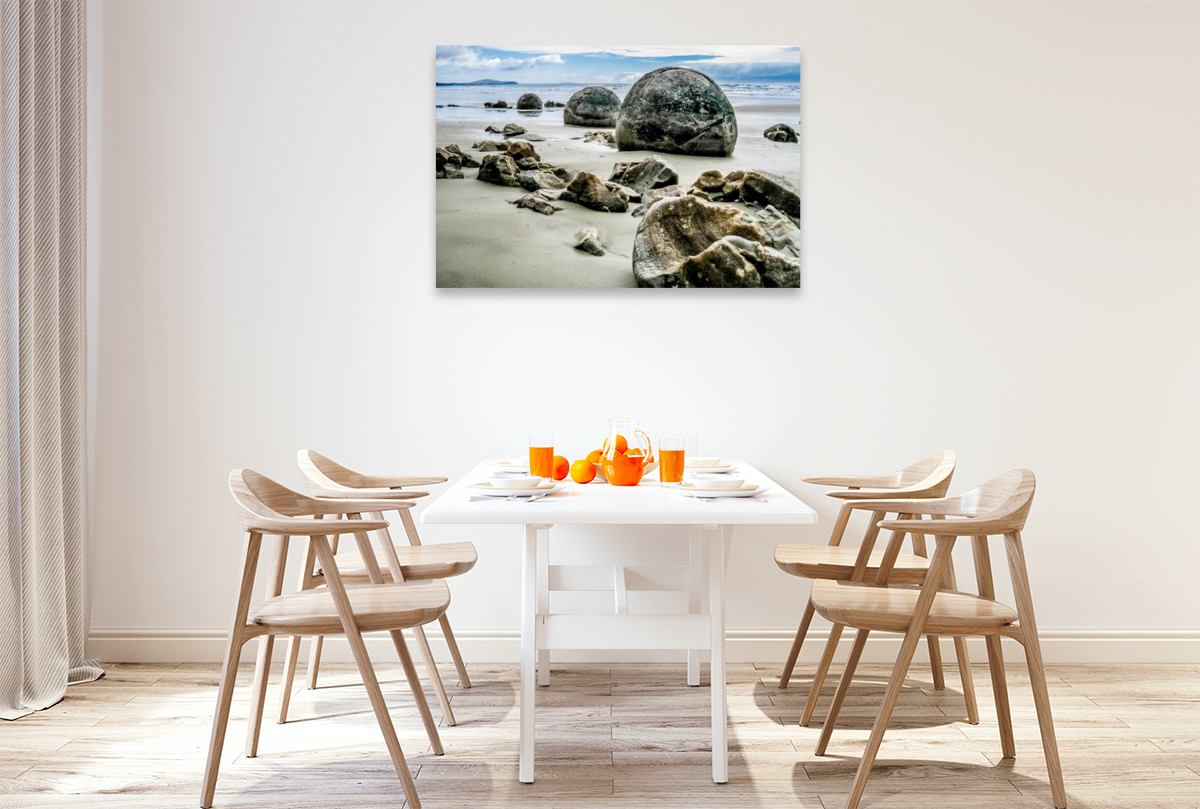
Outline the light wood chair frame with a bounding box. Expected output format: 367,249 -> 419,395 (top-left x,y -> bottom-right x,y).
775,450 -> 979,727
204,470 -> 450,809
277,450 -> 473,729
810,469 -> 1066,809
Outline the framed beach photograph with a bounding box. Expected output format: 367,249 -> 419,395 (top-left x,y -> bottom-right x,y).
435,46 -> 801,289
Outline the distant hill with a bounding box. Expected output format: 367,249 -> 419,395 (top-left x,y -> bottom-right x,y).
436,79 -> 518,86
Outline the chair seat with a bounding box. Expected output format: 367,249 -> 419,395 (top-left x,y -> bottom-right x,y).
249,580 -> 451,635
318,541 -> 477,583
810,580 -> 1018,636
774,542 -> 931,585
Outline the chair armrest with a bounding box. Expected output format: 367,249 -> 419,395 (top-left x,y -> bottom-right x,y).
308,497 -> 416,516
828,487 -> 940,501
839,496 -> 957,514
877,516 -> 1009,536
249,517 -> 389,536
357,474 -> 447,488
803,474 -> 898,488
310,488 -> 429,500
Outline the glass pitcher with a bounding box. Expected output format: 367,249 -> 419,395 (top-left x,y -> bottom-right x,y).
602,416 -> 655,486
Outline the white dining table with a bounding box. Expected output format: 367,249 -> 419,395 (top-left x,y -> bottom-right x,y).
420,459 -> 818,784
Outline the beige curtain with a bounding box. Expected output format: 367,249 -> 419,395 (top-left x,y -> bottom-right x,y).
0,0 -> 98,721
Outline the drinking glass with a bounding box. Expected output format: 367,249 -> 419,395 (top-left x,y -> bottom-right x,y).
658,432 -> 686,483
528,433 -> 554,478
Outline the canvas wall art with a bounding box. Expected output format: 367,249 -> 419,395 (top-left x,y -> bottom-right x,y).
436,46 -> 801,289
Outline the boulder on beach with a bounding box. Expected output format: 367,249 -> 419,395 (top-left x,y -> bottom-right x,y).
558,171 -> 630,213
476,153 -> 522,187
522,133 -> 546,141
517,93 -> 543,110
739,170 -> 801,221
473,139 -> 505,151
505,140 -> 541,162
509,190 -> 563,216
608,155 -> 679,196
518,169 -> 569,192
764,123 -> 798,143
445,144 -> 480,168
692,170 -> 726,195
632,195 -> 765,287
629,184 -> 687,217
574,227 -> 605,256
491,100 -> 508,109
631,195 -> 801,287
502,123 -> 527,137
436,147 -> 459,172
564,85 -> 621,127
615,67 -> 738,157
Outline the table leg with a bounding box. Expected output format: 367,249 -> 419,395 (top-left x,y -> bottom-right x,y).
710,524 -> 730,784
688,527 -> 703,687
520,524 -> 539,783
537,526 -> 550,687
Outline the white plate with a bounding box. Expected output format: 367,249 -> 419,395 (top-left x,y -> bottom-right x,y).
689,466 -> 737,475
686,459 -> 733,471
495,460 -> 529,471
472,480 -> 563,495
673,482 -> 768,499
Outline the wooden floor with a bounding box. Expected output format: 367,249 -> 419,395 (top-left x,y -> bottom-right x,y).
1,659 -> 1197,808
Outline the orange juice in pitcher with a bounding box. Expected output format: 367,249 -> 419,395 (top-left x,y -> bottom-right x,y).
601,417 -> 654,486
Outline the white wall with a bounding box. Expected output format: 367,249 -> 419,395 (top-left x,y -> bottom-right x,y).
87,0 -> 1200,663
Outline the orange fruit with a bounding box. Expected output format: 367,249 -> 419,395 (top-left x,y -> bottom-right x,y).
586,448 -> 603,464
570,459 -> 597,484
551,455 -> 569,481
602,434 -> 629,455
626,448 -> 644,456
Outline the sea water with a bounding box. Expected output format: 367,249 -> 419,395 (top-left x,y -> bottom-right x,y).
435,82 -> 800,134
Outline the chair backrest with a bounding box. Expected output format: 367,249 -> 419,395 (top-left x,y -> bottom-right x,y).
895,450 -> 956,488
298,450 -> 373,494
940,469 -> 1036,533
826,450 -> 957,502
229,468 -> 318,530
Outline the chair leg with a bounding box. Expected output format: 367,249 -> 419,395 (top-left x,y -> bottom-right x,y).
985,634 -> 1015,756
1006,532 -> 1067,809
412,623 -> 457,726
277,634 -> 303,724
801,622 -> 843,726
953,635 -> 979,724
305,635 -> 324,688
779,597 -> 816,689
201,533 -> 262,809
439,613 -> 472,688
244,635 -> 275,757
200,631 -> 248,808
815,628 -> 869,755
925,635 -> 946,689
390,628 -> 445,756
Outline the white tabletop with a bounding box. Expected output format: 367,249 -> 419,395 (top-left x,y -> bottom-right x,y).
421,459 -> 818,526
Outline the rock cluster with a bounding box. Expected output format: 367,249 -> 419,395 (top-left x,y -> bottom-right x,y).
483,100 -> 508,109
476,153 -> 522,187
615,67 -> 738,157
545,100 -> 565,108
684,169 -> 801,222
517,93 -> 543,110
564,86 -> 621,127
436,144 -> 482,178
764,123 -> 798,143
558,171 -> 630,213
583,130 -> 616,146
632,195 -> 801,288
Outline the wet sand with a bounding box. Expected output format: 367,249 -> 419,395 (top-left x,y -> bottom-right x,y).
435,104 -> 801,288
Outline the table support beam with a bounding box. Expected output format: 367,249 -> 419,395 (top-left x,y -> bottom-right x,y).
710,525 -> 730,783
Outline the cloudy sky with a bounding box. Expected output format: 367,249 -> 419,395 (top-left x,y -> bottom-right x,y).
435,46 -> 801,84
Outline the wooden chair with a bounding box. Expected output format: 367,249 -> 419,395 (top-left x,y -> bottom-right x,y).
775,450 -> 978,727
809,469 -> 1066,809
203,469 -> 450,809
274,450 -> 475,728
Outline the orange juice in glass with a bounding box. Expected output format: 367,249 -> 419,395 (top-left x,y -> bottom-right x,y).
659,432 -> 686,483
529,433 -> 554,478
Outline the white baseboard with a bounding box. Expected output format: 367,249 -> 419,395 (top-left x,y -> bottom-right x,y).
88,626 -> 1200,665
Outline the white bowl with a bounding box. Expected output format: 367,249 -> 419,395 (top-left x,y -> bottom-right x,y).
508,456 -> 529,466
691,476 -> 745,491
499,476 -> 543,489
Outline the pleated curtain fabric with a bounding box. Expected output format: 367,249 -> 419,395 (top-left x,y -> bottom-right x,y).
0,0 -> 100,721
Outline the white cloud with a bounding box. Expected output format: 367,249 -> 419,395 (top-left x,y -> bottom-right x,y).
497,45 -> 802,63
436,46 -> 564,72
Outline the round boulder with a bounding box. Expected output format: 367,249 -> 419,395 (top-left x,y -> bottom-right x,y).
517,93 -> 543,110
615,67 -> 737,157
764,123 -> 798,143
563,86 -> 621,127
